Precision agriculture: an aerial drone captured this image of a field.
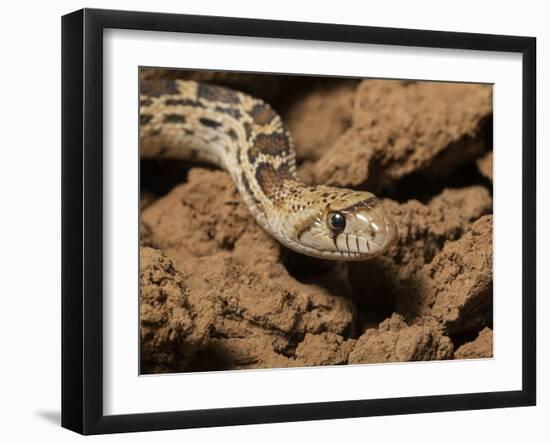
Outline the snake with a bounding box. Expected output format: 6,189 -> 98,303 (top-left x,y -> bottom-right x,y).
140,79 -> 398,261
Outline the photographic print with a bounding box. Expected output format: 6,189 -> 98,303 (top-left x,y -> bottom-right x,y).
139,68 -> 494,375
62,9 -> 535,433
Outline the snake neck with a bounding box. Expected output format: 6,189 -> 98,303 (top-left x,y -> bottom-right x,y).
140,79 -> 300,229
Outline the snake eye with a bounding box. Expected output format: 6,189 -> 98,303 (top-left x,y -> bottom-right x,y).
328,212 -> 346,233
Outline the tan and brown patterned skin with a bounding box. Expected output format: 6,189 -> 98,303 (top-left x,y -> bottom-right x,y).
140,79 -> 397,261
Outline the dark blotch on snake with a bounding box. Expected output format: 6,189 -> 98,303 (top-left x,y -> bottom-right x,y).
164,98 -> 203,108
243,121 -> 254,140
197,83 -> 240,104
140,79 -> 179,97
163,114 -> 186,123
255,162 -> 293,202
226,128 -> 238,141
247,132 -> 290,163
250,104 -> 276,125
140,114 -> 153,126
199,117 -> 222,128
215,106 -> 242,120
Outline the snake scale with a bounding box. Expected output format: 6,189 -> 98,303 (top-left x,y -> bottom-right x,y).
140,79 -> 397,261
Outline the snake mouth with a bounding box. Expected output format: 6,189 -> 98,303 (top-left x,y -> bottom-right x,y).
288,242 -> 391,261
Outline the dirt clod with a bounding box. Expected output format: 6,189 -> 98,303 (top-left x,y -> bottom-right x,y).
140,247 -> 215,373
396,215 -> 493,335
455,327 -> 493,359
313,80 -> 492,193
348,314 -> 454,364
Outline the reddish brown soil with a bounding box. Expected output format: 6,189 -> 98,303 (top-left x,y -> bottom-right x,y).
139,70 -> 493,373
455,327 -> 493,359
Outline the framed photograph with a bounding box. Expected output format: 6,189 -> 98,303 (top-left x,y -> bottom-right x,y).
61,8 -> 536,434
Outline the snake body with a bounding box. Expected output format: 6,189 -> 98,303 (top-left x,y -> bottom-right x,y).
140,79 -> 397,261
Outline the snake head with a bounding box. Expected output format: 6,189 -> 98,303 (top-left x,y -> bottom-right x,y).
291,189 -> 398,261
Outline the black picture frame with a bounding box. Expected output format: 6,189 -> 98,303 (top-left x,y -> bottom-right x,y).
61,8 -> 537,435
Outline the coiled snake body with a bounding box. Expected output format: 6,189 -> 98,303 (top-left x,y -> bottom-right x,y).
140,79 -> 397,261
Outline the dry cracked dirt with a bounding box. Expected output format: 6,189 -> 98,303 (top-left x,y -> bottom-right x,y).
139,70 -> 494,374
